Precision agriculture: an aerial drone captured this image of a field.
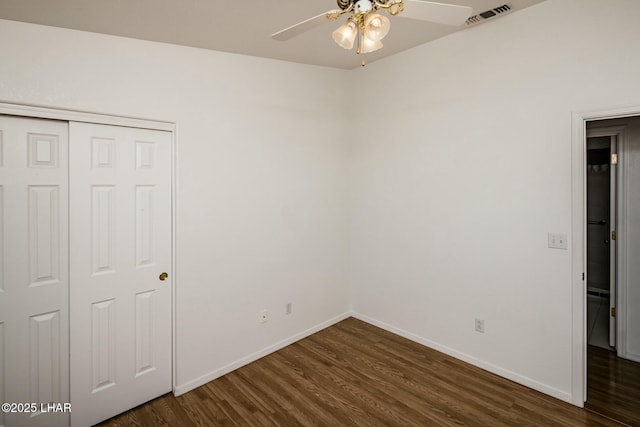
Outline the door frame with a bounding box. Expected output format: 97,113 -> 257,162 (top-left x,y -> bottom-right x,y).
0,101 -> 178,395
571,106 -> 638,406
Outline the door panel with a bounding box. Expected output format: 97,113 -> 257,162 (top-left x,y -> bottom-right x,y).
69,122 -> 172,427
0,115 -> 69,427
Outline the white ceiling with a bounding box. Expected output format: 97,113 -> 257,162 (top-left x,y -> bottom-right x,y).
0,0 -> 545,70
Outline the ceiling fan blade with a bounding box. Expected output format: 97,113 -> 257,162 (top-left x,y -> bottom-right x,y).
272,11 -> 334,41
401,1 -> 472,26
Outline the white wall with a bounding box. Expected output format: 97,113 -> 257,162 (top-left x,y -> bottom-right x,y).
622,119 -> 640,362
349,0 -> 640,402
0,19 -> 351,393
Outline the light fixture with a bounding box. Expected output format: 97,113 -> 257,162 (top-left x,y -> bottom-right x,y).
361,36 -> 383,54
332,18 -> 357,49
327,0 -> 404,65
272,0 -> 474,65
364,13 -> 390,41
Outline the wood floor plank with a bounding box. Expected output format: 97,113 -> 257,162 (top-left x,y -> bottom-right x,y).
586,345 -> 640,426
99,318 -> 627,427
308,330 -> 494,426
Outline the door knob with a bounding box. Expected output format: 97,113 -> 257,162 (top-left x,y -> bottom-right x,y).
159,272 -> 168,281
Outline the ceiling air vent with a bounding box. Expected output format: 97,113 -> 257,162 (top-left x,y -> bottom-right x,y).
466,3 -> 513,26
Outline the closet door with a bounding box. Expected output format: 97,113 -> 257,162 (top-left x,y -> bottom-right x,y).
69,122 -> 172,426
0,115 -> 70,427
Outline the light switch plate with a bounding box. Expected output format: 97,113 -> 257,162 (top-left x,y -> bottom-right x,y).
548,233 -> 568,250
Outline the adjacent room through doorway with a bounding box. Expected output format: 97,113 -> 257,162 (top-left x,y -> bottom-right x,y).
584,116 -> 640,425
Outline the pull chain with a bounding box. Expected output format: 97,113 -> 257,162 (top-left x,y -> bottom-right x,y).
356,25 -> 366,67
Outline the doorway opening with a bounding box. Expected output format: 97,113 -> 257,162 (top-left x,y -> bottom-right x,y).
582,116 -> 640,425
585,134 -> 615,351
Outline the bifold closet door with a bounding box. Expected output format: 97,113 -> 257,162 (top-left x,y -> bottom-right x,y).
0,115 -> 70,427
69,122 -> 172,427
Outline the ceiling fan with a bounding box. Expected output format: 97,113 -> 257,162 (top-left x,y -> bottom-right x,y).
272,0 -> 473,66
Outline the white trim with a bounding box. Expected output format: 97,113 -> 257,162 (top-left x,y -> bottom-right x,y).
626,353 -> 640,364
571,112 -> 587,406
0,101 -> 175,132
351,312 -> 572,403
174,312 -> 352,396
587,126 -> 627,138
571,105 -> 640,406
171,124 -> 179,394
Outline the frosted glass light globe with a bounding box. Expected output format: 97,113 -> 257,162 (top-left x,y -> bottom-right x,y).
332,20 -> 357,50
364,13 -> 390,41
361,37 -> 383,54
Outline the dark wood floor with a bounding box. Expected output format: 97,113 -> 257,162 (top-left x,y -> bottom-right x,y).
100,318 -> 624,426
586,345 -> 640,426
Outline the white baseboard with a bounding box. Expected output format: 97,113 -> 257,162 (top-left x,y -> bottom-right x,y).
176,310 -> 573,405
350,311 -> 573,404
624,352 -> 640,364
174,311 -> 351,396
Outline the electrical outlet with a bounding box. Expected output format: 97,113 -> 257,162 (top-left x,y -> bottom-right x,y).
475,318 -> 485,333
259,309 -> 268,323
286,302 -> 292,315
